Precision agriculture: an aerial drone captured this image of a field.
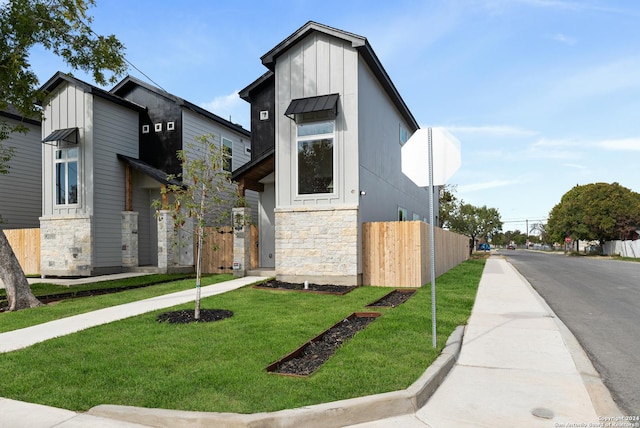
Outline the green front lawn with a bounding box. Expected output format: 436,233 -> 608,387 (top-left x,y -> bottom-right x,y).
0,274 -> 233,333
0,259 -> 485,414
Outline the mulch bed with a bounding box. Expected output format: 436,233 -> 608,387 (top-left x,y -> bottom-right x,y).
156,309 -> 233,324
366,289 -> 416,308
268,313 -> 379,377
254,280 -> 355,295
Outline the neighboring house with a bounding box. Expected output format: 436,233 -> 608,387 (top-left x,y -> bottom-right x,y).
39,72 -> 253,277
0,108 -> 41,229
233,21 -> 433,285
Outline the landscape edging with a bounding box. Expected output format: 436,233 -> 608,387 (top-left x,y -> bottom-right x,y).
88,325 -> 465,428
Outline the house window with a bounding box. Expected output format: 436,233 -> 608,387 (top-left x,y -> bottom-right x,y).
398,207 -> 408,221
55,147 -> 78,205
399,124 -> 408,145
222,138 -> 233,172
297,120 -> 335,195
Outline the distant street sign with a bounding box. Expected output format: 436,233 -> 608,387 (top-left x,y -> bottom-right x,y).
401,127 -> 461,187
565,237 -> 572,243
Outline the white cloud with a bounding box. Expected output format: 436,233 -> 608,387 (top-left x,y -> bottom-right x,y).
444,125 -> 537,137
458,179 -> 517,193
594,138 -> 640,151
527,138 -> 582,159
551,33 -> 577,45
549,57 -> 640,102
200,91 -> 249,130
562,163 -> 588,170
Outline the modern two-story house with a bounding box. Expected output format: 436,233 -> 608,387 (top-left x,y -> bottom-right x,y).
233,21 -> 432,286
38,72 -> 253,277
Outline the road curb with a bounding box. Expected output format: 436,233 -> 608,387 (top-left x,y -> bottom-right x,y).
88,325 -> 466,428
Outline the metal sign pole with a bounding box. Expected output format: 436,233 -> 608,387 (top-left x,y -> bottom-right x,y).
428,127 -> 437,348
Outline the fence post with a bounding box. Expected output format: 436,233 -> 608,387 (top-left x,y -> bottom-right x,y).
232,207 -> 251,277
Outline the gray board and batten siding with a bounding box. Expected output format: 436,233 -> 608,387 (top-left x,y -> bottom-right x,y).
0,113 -> 41,229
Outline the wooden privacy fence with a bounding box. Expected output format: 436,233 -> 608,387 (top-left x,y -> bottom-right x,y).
4,228 -> 40,275
362,221 -> 469,288
5,225 -> 259,277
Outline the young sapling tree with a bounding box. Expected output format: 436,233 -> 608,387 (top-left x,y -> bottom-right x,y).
154,134 -> 239,320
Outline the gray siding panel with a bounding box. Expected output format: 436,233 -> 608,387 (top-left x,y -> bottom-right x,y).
0,119 -> 41,228
357,59 -> 430,223
92,97 -> 139,268
275,32 -> 359,208
41,83 -> 89,218
182,110 -> 258,222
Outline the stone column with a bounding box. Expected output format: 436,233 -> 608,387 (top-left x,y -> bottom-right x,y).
121,211 -> 139,268
232,207 -> 251,277
157,210 -> 177,272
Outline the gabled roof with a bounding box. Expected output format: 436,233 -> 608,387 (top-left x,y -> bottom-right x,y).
111,76 -> 251,138
238,71 -> 274,102
0,106 -> 40,126
260,21 -> 419,131
39,72 -> 146,112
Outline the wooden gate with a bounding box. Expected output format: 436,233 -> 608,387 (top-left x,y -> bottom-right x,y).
200,225 -> 259,273
200,227 -> 234,273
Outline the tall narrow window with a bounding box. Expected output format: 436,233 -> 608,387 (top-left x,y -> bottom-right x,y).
222,138 -> 233,172
398,207 -> 408,221
297,120 -> 334,195
55,147 -> 78,205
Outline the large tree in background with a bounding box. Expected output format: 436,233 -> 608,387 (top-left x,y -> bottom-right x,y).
448,203 -> 503,253
0,0 -> 127,310
547,182 -> 640,247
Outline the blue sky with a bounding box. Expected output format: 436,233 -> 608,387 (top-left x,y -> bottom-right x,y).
28,0 -> 640,234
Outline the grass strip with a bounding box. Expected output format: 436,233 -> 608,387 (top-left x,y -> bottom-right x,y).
0,274 -> 234,333
0,259 -> 485,414
0,273 -> 195,302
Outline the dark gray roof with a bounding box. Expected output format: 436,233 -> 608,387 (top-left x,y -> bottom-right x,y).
39,72 -> 146,112
111,76 -> 250,138
42,127 -> 77,144
117,154 -> 185,188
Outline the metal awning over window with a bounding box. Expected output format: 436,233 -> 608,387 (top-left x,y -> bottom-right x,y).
42,127 -> 78,145
284,94 -> 339,121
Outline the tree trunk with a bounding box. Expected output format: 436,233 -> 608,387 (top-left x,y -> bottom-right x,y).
0,229 -> 42,311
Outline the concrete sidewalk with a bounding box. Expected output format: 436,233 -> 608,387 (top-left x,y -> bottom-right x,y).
350,256 -> 622,427
0,257 -> 623,427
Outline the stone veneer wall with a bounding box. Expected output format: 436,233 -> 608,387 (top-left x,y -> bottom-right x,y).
40,215 -> 93,276
157,210 -> 178,272
275,205 -> 360,285
121,211 -> 139,268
